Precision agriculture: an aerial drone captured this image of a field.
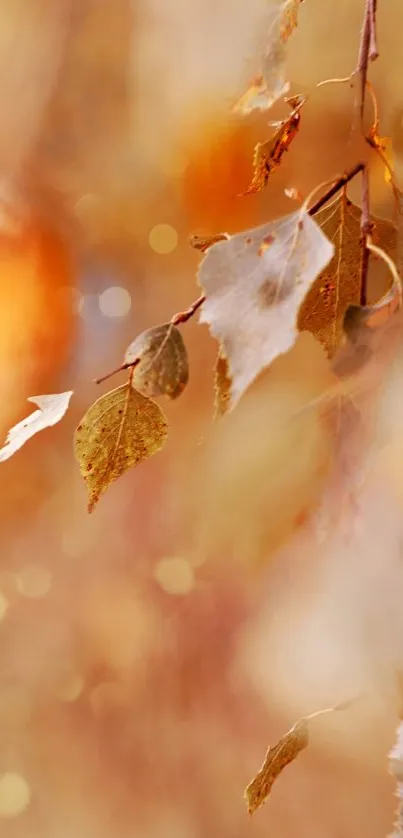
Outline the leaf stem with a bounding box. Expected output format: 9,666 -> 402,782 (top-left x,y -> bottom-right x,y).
94,358 -> 140,385
355,0 -> 378,121
308,162 -> 365,217
171,294 -> 206,325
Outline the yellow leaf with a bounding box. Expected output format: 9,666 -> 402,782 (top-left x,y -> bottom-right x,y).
124,323 -> 189,400
245,698 -> 357,815
245,720 -> 309,815
297,195 -> 396,358
74,384 -> 168,512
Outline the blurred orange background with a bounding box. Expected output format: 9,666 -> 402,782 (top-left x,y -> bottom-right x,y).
1,1 -> 403,836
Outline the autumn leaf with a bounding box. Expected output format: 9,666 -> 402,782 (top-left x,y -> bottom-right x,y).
74,384 -> 168,512
198,208 -> 334,408
297,195 -> 396,357
189,232 -> 230,252
124,323 -> 189,400
243,95 -> 304,195
0,391 -> 73,462
245,699 -> 357,815
245,720 -> 309,815
214,353 -> 232,418
343,240 -> 402,339
233,0 -> 304,115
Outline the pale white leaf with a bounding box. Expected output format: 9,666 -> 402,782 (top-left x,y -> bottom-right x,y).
198,210 -> 334,407
0,391 -> 73,462
233,0 -> 303,115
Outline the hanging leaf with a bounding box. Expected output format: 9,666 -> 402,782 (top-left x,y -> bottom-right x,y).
74,384 -> 168,512
233,0 -> 304,115
0,391 -> 73,462
124,323 -> 189,400
297,195 -> 396,357
243,95 -> 304,195
245,720 -> 309,815
198,209 -> 334,408
245,699 -> 357,815
189,232 -> 230,252
214,353 -> 232,418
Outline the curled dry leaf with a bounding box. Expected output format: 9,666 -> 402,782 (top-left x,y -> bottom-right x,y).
245,698 -> 358,816
189,232 -> 230,252
0,391 -> 73,462
74,384 -> 168,512
214,353 -> 232,418
245,720 -> 309,815
124,323 -> 189,400
344,241 -> 402,338
243,95 -> 304,195
233,0 -> 304,115
297,195 -> 396,357
198,209 -> 334,408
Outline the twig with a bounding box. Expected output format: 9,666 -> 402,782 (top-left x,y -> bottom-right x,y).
359,166 -> 373,305
94,358 -> 140,385
368,0 -> 378,61
308,162 -> 365,217
171,294 -> 206,325
355,0 -> 378,121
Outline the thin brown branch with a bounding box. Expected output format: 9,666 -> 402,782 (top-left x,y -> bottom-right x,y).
171,294 -> 206,325
94,358 -> 140,385
308,162 -> 365,217
359,166 -> 373,306
355,0 -> 378,121
368,0 -> 378,61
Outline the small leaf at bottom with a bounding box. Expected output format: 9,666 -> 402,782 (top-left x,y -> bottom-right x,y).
74,384 -> 168,512
244,719 -> 309,815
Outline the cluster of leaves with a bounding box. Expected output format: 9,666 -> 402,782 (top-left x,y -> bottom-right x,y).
1,0 -> 403,827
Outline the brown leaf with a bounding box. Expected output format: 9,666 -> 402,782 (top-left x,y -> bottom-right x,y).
189,232 -> 230,253
297,195 -> 396,358
214,353 -> 232,418
0,391 -> 73,462
243,97 -> 303,195
233,0 -> 304,114
245,697 -> 357,816
124,323 -> 189,400
198,208 -> 334,408
74,384 -> 168,512
245,720 -> 309,815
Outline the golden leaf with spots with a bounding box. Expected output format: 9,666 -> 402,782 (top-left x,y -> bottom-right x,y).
297,195 -> 396,357
214,353 -> 232,418
124,323 -> 189,400
74,384 -> 168,512
245,720 -> 309,815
